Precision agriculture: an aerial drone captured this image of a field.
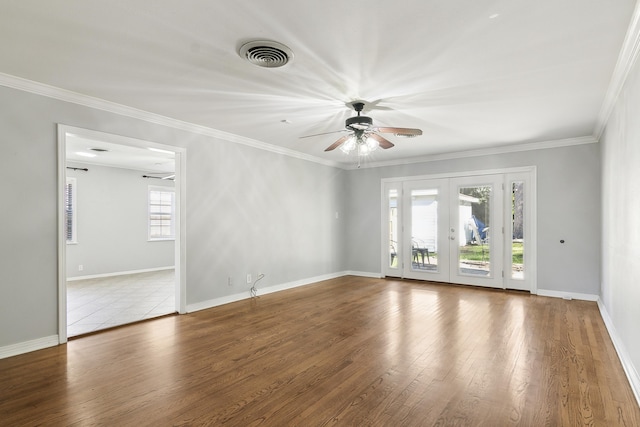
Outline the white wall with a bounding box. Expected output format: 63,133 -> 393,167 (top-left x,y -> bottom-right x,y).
600,51 -> 640,396
344,143 -> 602,296
66,162 -> 175,278
0,85 -> 346,348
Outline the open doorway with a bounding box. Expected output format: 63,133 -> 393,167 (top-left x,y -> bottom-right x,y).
57,126 -> 186,341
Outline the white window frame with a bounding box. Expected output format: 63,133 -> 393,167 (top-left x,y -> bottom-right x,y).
65,177 -> 77,244
148,186 -> 175,241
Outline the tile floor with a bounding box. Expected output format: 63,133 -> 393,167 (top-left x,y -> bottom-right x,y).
67,269 -> 175,337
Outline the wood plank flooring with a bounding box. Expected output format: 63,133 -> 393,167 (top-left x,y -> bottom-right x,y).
1,276 -> 639,426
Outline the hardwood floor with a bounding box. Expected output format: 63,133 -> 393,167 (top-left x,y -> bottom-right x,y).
1,276 -> 638,426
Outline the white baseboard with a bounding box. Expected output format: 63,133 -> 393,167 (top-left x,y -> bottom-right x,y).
536,289 -> 599,301
187,271 -> 358,313
0,335 -> 59,360
67,266 -> 174,281
597,299 -> 640,407
344,271 -> 383,278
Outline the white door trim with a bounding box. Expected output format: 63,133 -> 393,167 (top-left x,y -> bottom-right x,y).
56,125 -> 187,343
381,166 -> 536,183
503,170 -> 537,293
447,174 -> 504,288
401,178 -> 451,283
381,166 -> 536,292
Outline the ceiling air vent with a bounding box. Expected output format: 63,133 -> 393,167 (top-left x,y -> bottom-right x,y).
238,40 -> 293,68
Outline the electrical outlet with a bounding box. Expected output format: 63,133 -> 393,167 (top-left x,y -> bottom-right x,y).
78,264 -> 83,272
246,273 -> 252,284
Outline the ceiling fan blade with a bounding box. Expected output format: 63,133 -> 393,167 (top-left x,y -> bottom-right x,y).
299,129 -> 347,139
325,135 -> 352,152
369,133 -> 395,149
374,127 -> 422,136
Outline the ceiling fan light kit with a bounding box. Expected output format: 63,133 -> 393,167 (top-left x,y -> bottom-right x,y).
300,101 -> 423,165
339,134 -> 379,155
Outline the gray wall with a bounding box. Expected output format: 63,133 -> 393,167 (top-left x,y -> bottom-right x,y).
0,85 -> 347,347
0,81 -> 605,352
66,162 -> 175,278
600,50 -> 640,386
186,138 -> 346,304
344,143 -> 602,295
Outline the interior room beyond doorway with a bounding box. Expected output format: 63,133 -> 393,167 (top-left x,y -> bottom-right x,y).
60,127 -> 183,339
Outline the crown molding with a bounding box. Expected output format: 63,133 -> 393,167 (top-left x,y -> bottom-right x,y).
345,135 -> 598,170
594,0 -> 640,140
0,72 -> 341,169
0,72 -> 600,172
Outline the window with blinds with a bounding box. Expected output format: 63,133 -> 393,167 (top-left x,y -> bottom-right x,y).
148,187 -> 175,240
65,177 -> 77,243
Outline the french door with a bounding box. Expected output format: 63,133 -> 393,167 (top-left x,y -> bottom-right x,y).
383,171 -> 533,291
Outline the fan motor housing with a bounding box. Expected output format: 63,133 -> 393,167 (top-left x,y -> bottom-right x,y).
346,115 -> 373,131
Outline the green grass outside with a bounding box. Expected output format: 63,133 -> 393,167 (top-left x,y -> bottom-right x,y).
511,242 -> 523,264
389,241 -> 523,267
458,241 -> 523,263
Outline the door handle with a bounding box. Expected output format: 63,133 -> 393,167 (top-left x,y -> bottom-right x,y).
450,236 -> 455,240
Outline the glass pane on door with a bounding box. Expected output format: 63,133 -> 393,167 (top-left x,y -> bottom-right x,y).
457,185 -> 492,277
388,189 -> 399,269
511,181 -> 524,279
410,189 -> 439,272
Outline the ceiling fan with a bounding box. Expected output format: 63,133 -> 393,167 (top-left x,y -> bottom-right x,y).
301,101 -> 422,155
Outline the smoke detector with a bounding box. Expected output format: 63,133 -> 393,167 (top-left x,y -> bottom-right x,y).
238,40 -> 294,68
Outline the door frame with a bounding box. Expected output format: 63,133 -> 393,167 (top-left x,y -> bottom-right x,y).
57,125 -> 187,343
399,178 -> 451,283
380,167 -> 537,292
447,174 -> 505,288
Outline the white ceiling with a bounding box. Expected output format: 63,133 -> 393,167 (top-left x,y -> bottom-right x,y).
67,136 -> 175,173
1,0 -> 636,167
